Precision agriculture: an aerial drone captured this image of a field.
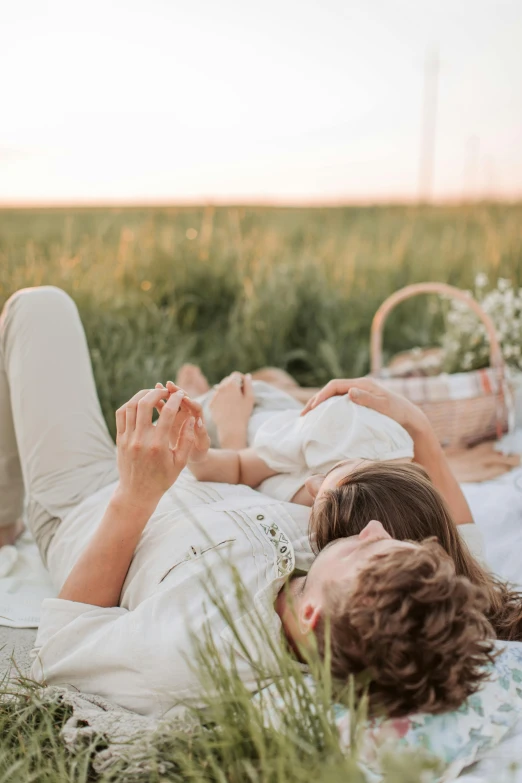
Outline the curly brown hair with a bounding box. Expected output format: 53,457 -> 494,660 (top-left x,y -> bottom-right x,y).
314,539 -> 496,717
310,461 -> 522,642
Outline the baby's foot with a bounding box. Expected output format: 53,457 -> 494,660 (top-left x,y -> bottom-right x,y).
175,364 -> 210,397
0,518 -> 25,548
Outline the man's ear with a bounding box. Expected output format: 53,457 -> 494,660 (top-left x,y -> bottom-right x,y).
299,600 -> 322,635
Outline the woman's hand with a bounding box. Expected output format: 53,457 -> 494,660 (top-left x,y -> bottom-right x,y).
115,387 -> 195,510
154,381 -> 211,463
301,377 -> 475,526
300,377 -> 428,434
209,372 -> 255,449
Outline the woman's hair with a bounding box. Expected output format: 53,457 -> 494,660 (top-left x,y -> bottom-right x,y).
309,461 -> 522,642
314,539 -> 496,717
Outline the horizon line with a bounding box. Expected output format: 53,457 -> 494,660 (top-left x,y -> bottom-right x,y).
1,195 -> 521,210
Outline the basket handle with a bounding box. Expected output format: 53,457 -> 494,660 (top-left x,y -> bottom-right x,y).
370,282 -> 505,375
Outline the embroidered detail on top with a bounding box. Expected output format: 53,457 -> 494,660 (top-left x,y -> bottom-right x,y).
258,520 -> 294,577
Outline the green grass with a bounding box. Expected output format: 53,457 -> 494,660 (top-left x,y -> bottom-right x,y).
1,202 -> 521,781
0,572 -> 443,783
1,203 -> 521,438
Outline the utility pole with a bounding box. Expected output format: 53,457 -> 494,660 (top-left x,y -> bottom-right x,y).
418,49 -> 440,202
463,135 -> 480,201
483,154 -> 495,201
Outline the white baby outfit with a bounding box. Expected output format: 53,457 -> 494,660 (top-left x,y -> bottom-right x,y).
199,381 -> 415,502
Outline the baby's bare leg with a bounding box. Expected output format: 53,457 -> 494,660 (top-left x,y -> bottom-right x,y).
175,364 -> 210,397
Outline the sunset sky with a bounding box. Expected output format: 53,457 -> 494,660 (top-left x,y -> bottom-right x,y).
1,0 -> 521,203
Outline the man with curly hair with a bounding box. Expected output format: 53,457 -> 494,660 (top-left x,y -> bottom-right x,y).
276,521 -> 495,716
1,287 -> 495,719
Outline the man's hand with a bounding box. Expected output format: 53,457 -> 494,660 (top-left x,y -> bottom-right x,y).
154,381 -> 211,463
115,387 -> 195,510
60,386 -> 199,608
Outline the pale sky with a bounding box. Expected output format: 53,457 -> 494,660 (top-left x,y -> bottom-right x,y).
1,0 -> 521,203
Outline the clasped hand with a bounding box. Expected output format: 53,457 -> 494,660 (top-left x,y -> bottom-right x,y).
115,381 -> 210,510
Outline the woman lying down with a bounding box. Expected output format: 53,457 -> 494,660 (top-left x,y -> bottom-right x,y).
171,367 -> 522,643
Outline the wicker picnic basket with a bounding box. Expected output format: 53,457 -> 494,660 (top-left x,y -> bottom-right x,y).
370,282 -> 513,450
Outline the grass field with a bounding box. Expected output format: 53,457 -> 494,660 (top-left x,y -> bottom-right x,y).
1,202 -> 521,438
1,202 -> 521,782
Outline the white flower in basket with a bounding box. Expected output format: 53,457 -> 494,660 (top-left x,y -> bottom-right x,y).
441,275 -> 522,428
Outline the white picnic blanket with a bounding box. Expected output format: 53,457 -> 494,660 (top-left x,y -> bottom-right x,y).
457,720 -> 522,783
0,530 -> 56,628
461,429 -> 522,589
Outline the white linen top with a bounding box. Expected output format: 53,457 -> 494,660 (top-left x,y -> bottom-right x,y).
31,471 -> 313,718
254,394 -> 415,502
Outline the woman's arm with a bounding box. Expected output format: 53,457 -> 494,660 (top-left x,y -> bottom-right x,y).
301,378 -> 474,526
188,449 -> 241,483
405,409 -> 474,526
189,447 -> 278,487
208,372 -> 255,449
59,386 -> 195,607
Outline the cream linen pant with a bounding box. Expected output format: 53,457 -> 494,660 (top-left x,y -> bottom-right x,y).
0,287 -> 119,564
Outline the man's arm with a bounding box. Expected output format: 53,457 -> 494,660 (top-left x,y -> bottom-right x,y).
189,447 -> 278,487
58,490 -> 157,606
59,386 -> 195,607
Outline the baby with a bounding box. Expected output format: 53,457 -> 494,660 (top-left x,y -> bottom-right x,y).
184,371 -> 414,506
